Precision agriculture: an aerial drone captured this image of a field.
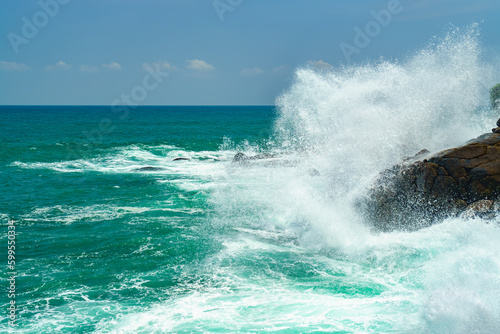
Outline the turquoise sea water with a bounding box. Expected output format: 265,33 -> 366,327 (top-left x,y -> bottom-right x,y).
1,106 -> 274,332
2,105 -> 500,333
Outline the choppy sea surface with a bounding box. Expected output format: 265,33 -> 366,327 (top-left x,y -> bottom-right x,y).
2,27 -> 500,333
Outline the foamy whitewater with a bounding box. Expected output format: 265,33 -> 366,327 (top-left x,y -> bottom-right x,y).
2,26 -> 500,333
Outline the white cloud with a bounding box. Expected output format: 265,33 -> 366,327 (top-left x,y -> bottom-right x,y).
307,60 -> 333,69
142,60 -> 173,71
79,65 -> 99,73
45,61 -> 72,71
0,61 -> 29,71
186,59 -> 215,71
241,67 -> 264,77
102,62 -> 122,71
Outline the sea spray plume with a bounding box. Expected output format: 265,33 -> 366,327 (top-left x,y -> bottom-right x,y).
275,25 -> 488,174
274,25 -> 494,207
212,26 -> 493,251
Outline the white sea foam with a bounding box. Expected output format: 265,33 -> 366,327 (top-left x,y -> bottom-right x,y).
212,25 -> 497,247
22,205 -> 148,224
205,26 -> 500,333
11,144 -> 236,194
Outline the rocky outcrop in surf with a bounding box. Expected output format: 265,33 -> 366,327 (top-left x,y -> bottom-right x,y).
232,152 -> 296,167
135,166 -> 165,171
362,129 -> 500,231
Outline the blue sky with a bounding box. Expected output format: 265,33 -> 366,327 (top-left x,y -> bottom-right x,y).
1,0 -> 500,105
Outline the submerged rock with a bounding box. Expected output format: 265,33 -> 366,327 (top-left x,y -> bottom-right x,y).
308,168 -> 320,177
135,166 -> 165,171
362,132 -> 500,231
232,152 -> 279,163
462,199 -> 500,219
231,152 -> 295,167
466,199 -> 494,212
173,158 -> 190,161
232,152 -> 248,163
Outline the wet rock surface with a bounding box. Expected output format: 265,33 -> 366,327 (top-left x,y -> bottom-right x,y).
363,132 -> 500,231
231,152 -> 296,167
135,166 -> 165,171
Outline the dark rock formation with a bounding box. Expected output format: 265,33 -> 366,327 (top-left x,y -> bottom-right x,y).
231,152 -> 296,167
232,152 -> 248,163
135,166 -> 165,171
362,132 -> 500,231
463,199 -> 500,219
491,83 -> 500,110
173,158 -> 190,161
232,152 -> 279,164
